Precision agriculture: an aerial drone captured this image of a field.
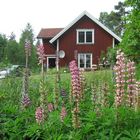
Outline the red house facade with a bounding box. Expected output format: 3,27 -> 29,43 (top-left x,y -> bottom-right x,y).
37,11 -> 121,70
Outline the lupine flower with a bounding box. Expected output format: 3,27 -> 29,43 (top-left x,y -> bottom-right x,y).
127,60 -> 136,107
69,60 -> 81,98
35,107 -> 44,124
72,106 -> 80,128
102,83 -> 109,107
91,82 -> 105,116
69,60 -> 81,128
21,94 -> 30,108
48,103 -> 54,112
54,73 -> 59,109
79,68 -> 86,99
36,44 -> 48,121
91,83 -> 101,116
25,39 -> 31,56
135,81 -> 140,111
60,89 -> 67,98
37,45 -> 45,64
21,68 -> 31,109
113,50 -> 126,108
60,106 -> 67,122
39,79 -> 48,120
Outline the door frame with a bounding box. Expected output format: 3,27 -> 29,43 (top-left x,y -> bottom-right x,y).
47,56 -> 56,69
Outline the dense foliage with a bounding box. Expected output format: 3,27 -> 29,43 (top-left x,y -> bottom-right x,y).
0,23 -> 38,69
120,0 -> 140,63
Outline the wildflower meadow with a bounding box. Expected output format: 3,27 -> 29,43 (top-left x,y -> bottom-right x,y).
0,44 -> 140,139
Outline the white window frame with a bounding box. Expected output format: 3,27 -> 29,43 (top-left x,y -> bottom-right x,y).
76,29 -> 94,44
78,53 -> 92,68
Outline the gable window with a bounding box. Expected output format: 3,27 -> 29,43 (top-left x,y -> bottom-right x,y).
78,53 -> 92,68
77,29 -> 94,44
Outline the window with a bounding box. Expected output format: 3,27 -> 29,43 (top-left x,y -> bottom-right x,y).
77,29 -> 94,44
78,53 -> 92,68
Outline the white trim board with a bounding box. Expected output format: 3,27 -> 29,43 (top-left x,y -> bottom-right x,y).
50,11 -> 121,44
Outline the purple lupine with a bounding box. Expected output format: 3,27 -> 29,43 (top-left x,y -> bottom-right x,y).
127,60 -> 136,107
69,60 -> 81,128
21,40 -> 31,109
37,45 -> 45,65
60,106 -> 67,122
60,89 -> 67,98
25,39 -> 31,56
22,94 -> 30,108
114,50 -> 126,108
35,107 -> 44,125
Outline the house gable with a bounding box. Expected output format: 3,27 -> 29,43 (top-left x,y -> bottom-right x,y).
57,15 -> 115,66
50,11 -> 121,43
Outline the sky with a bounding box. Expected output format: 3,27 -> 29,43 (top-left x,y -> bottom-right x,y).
0,0 -> 124,42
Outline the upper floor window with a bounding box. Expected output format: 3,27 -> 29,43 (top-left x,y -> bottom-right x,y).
77,29 -> 94,44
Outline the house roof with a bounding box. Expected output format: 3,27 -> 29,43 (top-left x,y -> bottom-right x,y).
50,11 -> 121,43
37,28 -> 63,38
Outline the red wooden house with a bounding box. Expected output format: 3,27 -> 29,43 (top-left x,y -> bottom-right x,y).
37,11 -> 121,70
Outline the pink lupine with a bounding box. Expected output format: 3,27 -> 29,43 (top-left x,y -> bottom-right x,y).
91,83 -> 103,116
135,81 -> 140,111
69,60 -> 81,98
79,68 -> 86,99
60,106 -> 67,122
35,107 -> 44,124
36,44 -> 48,121
48,103 -> 54,112
114,50 -> 126,108
127,60 -> 136,107
69,60 -> 81,128
37,45 -> 45,65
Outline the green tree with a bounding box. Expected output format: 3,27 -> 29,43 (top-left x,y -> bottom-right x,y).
99,1 -> 128,36
114,1 -> 128,35
19,23 -> 37,68
0,34 -> 7,62
19,23 -> 35,46
120,0 -> 140,63
6,40 -> 20,64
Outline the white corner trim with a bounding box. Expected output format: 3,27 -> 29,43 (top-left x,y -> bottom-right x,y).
112,38 -> 115,48
56,39 -> 59,71
50,10 -> 121,44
